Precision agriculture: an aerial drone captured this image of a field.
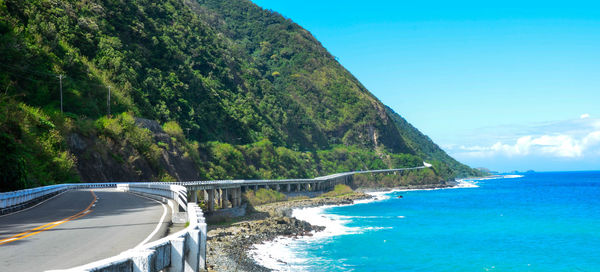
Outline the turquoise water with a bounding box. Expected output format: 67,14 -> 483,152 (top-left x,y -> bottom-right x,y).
258,172 -> 600,271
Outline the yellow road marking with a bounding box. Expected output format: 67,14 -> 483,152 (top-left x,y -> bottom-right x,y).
0,190 -> 97,246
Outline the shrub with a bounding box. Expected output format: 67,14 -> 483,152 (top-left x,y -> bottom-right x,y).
321,184 -> 354,198
158,172 -> 177,182
244,188 -> 287,206
163,121 -> 184,139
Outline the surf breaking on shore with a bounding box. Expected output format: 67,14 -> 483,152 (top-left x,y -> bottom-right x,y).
248,177 -> 494,271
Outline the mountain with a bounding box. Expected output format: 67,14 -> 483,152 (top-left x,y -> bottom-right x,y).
0,0 -> 482,191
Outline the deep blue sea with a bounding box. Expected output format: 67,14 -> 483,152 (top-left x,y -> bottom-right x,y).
252,171 -> 600,271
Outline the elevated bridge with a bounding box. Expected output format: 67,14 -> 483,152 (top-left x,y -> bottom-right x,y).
0,163 -> 431,271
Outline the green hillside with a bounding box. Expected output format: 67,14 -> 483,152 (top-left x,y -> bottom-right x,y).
0,0 -> 481,191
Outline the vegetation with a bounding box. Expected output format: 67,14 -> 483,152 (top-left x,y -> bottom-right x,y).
321,184 -> 354,198
0,0 -> 482,191
200,139 -> 424,180
243,188 -> 287,206
0,97 -> 78,190
353,169 -> 441,188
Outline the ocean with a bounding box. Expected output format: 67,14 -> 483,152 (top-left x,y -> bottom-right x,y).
251,171 -> 600,271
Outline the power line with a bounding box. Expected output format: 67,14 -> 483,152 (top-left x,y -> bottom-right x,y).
2,65 -> 117,115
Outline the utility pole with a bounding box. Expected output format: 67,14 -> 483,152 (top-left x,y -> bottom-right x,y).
57,74 -> 64,113
107,86 -> 111,117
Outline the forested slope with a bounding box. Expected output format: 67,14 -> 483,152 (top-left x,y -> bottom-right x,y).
0,0 -> 481,191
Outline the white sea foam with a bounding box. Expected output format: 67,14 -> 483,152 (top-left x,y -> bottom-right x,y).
503,174 -> 524,179
363,226 -> 393,231
249,205 -> 361,271
454,179 -> 480,188
250,203 -> 396,271
293,206 -> 362,237
354,191 -> 391,204
250,179 -> 482,271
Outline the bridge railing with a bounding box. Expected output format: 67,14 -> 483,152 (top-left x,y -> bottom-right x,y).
0,183 -> 115,215
1,164 -> 430,215
54,202 -> 207,272
117,183 -> 188,212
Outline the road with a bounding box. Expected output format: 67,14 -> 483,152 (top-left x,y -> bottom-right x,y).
0,189 -> 170,271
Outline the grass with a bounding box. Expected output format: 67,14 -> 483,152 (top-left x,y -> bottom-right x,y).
287,195 -> 310,201
244,188 -> 287,206
320,184 -> 354,198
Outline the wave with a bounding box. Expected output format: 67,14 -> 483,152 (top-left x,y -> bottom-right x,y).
250,204 -> 397,271
293,206 -> 362,237
250,205 -> 360,272
454,179 -> 480,188
363,226 -> 393,231
250,180 -> 481,271
354,191 -> 391,204
503,174 -> 524,179
250,237 -> 311,272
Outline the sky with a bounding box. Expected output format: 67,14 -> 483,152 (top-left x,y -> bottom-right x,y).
251,0 -> 600,172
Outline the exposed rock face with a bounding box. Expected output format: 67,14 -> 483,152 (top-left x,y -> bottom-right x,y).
67,118 -> 200,182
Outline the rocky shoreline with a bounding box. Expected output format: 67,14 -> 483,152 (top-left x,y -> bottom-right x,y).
205,193 -> 371,272
206,183 -> 450,272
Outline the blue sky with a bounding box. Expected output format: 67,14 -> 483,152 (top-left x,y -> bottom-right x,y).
252,0 -> 600,172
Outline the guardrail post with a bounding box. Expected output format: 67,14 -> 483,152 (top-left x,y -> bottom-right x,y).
184,229 -> 200,272
132,250 -> 155,272
199,223 -> 207,270
167,238 -> 185,272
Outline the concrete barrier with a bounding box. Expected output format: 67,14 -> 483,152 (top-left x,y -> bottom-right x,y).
49,203 -> 207,272
6,163 -> 432,271
0,183 -> 116,215
117,183 -> 188,212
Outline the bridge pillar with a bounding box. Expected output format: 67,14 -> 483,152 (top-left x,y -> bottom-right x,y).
227,188 -> 231,208
217,189 -> 223,208
191,190 -> 198,203
207,189 -> 215,212
286,184 -> 291,192
235,187 -> 242,207
254,185 -> 258,191
275,184 -> 280,191
295,184 -> 300,192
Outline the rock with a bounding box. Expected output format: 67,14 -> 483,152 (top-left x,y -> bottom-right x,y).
206,193 -> 371,272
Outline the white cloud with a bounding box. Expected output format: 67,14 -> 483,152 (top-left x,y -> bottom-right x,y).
445,116 -> 600,163
453,131 -> 600,159
581,113 -> 590,119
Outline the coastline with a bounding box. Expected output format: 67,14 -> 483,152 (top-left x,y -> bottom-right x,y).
205,193 -> 372,272
206,182 -> 457,272
249,182 -> 478,271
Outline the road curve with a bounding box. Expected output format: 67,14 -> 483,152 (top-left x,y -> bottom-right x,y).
0,189 -> 170,271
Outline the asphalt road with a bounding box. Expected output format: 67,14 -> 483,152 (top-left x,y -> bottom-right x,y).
0,189 -> 170,271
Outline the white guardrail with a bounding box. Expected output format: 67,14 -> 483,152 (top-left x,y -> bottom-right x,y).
1,164 -> 431,271
117,183 -> 189,212
52,203 -> 207,272
1,182 -> 206,272
0,183 -> 116,215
